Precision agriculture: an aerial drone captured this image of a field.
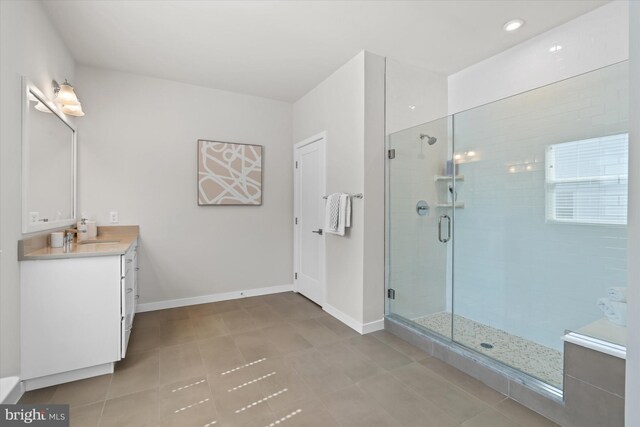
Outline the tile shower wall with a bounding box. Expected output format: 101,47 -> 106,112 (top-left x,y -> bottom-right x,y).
388,118 -> 451,320
453,62 -> 628,351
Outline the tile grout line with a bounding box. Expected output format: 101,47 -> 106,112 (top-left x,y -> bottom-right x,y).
417,358 -> 508,404
353,374 -> 427,425
198,322 -> 247,424
386,362 -> 492,424
157,328 -> 162,423
492,399 -> 558,427
96,399 -> 107,427
96,369 -> 115,426
565,374 -> 626,399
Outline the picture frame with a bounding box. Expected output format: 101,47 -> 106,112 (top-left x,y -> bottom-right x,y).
197,139 -> 263,206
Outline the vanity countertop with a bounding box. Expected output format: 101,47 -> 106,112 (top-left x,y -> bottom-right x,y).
19,225 -> 139,261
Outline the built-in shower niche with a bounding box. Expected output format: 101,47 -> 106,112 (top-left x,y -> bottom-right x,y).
386,60 -> 629,401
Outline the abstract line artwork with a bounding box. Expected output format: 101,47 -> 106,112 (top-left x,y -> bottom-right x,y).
198,140 -> 262,205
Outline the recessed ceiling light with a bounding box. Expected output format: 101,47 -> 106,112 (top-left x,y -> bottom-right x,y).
549,44 -> 563,53
503,19 -> 524,32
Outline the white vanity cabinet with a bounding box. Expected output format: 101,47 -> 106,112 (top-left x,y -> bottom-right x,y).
121,242 -> 138,357
20,238 -> 138,390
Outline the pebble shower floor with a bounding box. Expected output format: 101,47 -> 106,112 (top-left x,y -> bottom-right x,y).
413,312 -> 564,389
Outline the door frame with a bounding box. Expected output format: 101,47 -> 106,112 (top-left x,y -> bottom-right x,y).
293,131 -> 327,306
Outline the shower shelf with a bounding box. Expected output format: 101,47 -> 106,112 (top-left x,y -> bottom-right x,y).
436,202 -> 465,209
434,174 -> 464,182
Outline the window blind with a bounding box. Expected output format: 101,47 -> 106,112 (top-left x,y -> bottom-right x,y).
546,133 -> 628,225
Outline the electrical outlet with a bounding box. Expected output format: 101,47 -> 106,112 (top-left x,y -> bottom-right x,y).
109,211 -> 119,224
29,212 -> 39,223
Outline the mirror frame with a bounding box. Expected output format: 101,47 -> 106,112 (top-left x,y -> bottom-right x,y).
21,77 -> 77,234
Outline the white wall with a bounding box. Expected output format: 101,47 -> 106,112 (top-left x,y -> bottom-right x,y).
293,51 -> 386,328
0,0 -> 76,378
293,52 -> 365,323
625,2 -> 639,425
386,58 -> 448,135
362,53 -> 386,324
75,66 -> 293,305
448,1 -> 629,114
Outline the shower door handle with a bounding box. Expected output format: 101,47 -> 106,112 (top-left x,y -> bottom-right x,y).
438,214 -> 451,243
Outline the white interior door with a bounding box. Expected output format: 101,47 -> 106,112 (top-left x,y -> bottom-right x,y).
294,133 -> 326,306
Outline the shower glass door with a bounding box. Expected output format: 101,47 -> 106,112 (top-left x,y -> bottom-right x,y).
451,61 -> 629,391
386,61 -> 628,392
387,116 -> 455,339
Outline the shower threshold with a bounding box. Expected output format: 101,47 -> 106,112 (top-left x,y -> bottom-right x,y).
413,312 -> 563,389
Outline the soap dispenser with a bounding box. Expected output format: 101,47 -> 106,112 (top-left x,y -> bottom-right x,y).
77,217 -> 89,242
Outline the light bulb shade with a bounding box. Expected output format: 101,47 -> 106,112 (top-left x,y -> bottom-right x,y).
62,103 -> 85,117
55,83 -> 80,106
34,101 -> 53,113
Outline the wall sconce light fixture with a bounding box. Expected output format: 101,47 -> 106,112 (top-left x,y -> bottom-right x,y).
52,79 -> 85,117
62,103 -> 85,117
34,101 -> 53,113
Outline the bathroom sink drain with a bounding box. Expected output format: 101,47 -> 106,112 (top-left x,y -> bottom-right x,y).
480,342 -> 494,349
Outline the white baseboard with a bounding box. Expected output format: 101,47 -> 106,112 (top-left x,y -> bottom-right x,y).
0,376 -> 24,404
135,285 -> 385,336
323,303 -> 384,335
136,284 -> 294,313
362,318 -> 385,334
23,363 -> 114,391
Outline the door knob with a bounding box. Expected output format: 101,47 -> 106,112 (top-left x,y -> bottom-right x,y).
312,229 -> 323,235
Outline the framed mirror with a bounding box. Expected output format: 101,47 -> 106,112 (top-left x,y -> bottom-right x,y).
21,77 -> 76,233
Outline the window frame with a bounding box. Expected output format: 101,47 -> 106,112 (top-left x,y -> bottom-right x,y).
544,133 -> 628,226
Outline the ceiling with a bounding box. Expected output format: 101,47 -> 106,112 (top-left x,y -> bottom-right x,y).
44,0 -> 609,102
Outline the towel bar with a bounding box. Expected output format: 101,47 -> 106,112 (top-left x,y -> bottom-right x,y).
322,193 -> 363,200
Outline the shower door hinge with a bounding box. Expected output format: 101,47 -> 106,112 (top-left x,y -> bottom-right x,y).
387,149 -> 396,159
294,272 -> 298,280
295,161 -> 298,168
295,217 -> 298,225
387,288 -> 396,299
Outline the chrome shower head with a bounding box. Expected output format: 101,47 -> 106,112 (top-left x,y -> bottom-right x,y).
419,133 -> 437,145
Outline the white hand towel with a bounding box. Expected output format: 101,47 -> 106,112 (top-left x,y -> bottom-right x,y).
325,193 -> 351,236
334,193 -> 351,236
607,287 -> 627,303
345,194 -> 351,228
597,298 -> 627,327
324,193 -> 341,234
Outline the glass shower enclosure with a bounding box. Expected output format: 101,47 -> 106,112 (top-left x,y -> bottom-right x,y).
386,61 -> 629,392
